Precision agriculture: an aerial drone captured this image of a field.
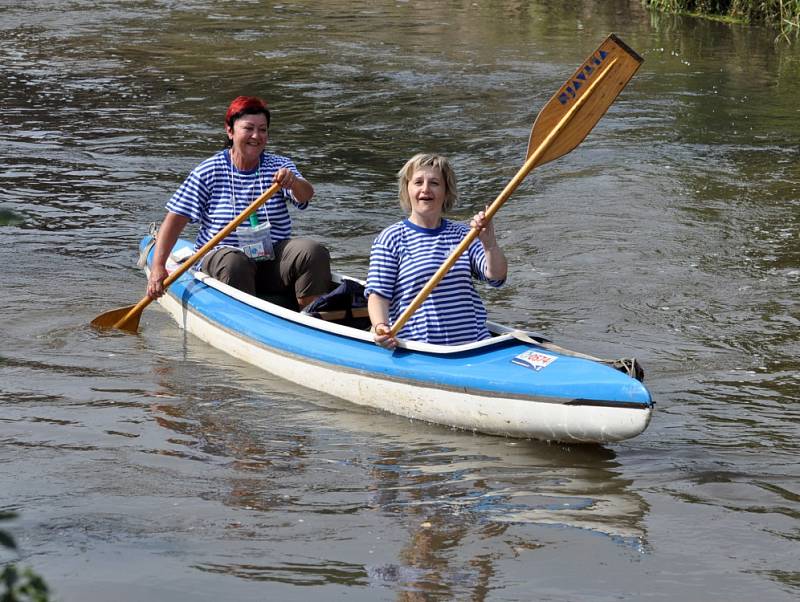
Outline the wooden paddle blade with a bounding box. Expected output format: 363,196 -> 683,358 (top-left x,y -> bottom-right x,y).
90,304 -> 141,333
526,34 -> 643,167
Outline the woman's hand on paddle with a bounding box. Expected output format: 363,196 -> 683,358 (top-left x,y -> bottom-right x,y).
147,265 -> 168,299
146,212 -> 190,300
273,167 -> 297,190
372,323 -> 398,350
471,209 -> 498,248
368,294 -> 397,349
273,168 -> 314,203
471,208 -> 508,281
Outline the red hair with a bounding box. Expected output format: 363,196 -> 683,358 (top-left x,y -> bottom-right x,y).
225,96 -> 270,128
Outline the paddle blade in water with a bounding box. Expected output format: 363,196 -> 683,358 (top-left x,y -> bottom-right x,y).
91,304 -> 141,333
526,34 -> 643,168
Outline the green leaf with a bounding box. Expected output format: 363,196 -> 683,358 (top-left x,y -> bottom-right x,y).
0,531 -> 17,550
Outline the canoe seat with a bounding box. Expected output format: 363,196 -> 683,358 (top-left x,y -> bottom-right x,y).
302,279 -> 371,328
314,306 -> 370,322
258,288 -> 370,327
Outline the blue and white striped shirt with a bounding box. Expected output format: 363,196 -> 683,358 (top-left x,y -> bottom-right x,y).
165,149 -> 307,251
365,219 -> 504,345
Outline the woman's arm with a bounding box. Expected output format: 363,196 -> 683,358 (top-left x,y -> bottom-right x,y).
471,210 -> 508,281
147,212 -> 190,299
273,167 -> 314,204
368,292 -> 398,350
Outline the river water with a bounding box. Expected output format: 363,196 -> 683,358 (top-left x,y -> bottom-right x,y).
1,1 -> 798,600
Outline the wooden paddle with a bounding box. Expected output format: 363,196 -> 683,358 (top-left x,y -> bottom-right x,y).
91,181 -> 281,333
388,33 -> 643,337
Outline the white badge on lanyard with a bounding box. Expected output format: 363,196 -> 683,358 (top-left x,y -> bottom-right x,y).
238,213 -> 275,261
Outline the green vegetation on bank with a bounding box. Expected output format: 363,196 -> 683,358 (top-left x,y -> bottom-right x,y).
1,513 -> 50,602
643,0 -> 800,40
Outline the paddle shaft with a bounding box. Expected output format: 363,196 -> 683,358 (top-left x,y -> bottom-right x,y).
111,181 -> 282,329
388,58 -> 618,337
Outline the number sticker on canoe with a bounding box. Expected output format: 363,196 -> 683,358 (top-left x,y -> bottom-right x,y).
512,350 -> 558,372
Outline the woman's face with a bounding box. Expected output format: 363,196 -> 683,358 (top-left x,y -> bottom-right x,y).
226,113 -> 268,166
407,166 -> 446,227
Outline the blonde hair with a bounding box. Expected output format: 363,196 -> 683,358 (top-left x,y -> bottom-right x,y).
397,153 -> 458,214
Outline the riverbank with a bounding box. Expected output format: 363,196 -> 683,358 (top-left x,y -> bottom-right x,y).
643,0 -> 800,39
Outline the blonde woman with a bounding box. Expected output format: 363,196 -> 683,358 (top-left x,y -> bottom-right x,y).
365,153 -> 507,348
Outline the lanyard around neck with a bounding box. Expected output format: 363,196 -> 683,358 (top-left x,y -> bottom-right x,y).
227,151 -> 266,218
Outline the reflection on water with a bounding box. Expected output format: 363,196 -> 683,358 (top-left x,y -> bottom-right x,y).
135,355 -> 649,597
1,0 -> 799,599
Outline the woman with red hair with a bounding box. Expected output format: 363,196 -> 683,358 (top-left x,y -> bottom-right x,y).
146,95 -> 330,310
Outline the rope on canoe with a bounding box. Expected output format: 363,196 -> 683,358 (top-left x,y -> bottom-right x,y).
509,330 -> 645,382
137,222 -> 159,268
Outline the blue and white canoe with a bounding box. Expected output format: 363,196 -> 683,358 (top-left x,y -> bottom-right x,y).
141,236 -> 654,444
